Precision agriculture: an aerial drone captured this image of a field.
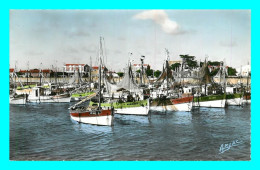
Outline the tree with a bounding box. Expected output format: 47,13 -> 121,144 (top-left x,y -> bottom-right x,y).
208,61 -> 221,66
117,72 -> 124,78
146,69 -> 153,77
154,70 -> 162,78
180,54 -> 195,60
180,54 -> 198,69
227,67 -> 237,76
170,63 -> 181,71
145,64 -> 153,77
209,68 -> 220,77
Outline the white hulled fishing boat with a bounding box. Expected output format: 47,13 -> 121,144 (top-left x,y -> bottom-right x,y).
69,37 -> 114,126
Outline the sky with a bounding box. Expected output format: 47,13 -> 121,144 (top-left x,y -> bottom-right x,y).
10,10 -> 251,71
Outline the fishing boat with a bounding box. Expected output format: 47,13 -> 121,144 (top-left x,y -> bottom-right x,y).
89,44 -> 150,115
69,37 -> 114,126
69,92 -> 114,126
26,85 -> 71,103
192,59 -> 227,108
150,49 -> 193,112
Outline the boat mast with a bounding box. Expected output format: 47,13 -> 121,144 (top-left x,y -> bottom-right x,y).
90,56 -> 92,83
55,62 -> 57,85
39,63 -> 42,87
246,64 -> 250,102
98,37 -> 103,108
165,49 -> 169,96
78,67 -> 80,86
63,64 -> 65,83
14,62 -> 17,93
27,61 -> 29,86
140,55 -> 145,86
223,61 -> 226,94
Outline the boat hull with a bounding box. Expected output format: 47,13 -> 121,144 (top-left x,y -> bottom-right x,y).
243,100 -> 251,104
194,99 -> 226,108
70,109 -> 113,126
226,98 -> 243,106
150,102 -> 192,112
9,97 -> 26,105
150,96 -> 193,112
115,105 -> 149,115
28,96 -> 71,103
89,99 -> 150,116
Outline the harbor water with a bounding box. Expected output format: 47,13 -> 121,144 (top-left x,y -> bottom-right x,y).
10,103 -> 251,160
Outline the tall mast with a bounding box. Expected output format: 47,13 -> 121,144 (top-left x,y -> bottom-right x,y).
27,61 -> 29,86
63,64 -> 65,83
98,37 -> 102,108
55,61 -> 57,85
165,49 -> 169,96
223,61 -> 226,94
14,62 -> 17,92
90,56 -> 92,83
78,67 -> 80,86
140,55 -> 145,86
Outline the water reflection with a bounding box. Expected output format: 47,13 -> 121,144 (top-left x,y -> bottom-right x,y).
115,114 -> 150,125
71,118 -> 113,134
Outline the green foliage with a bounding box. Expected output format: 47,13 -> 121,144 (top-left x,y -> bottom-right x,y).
186,60 -> 197,68
208,61 -> 221,66
209,68 -> 220,77
170,63 -> 181,71
117,72 -> 124,77
136,69 -> 141,73
227,67 -> 237,76
180,54 -> 197,68
146,69 -> 153,77
180,54 -> 195,60
154,70 -> 162,78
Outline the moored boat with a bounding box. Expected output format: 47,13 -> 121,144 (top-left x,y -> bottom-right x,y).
26,86 -> 71,103
70,105 -> 114,126
69,37 -> 114,126
150,96 -> 193,112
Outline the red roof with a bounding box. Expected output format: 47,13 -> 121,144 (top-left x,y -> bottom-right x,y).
29,69 -> 52,73
9,68 -> 14,72
19,70 -> 28,73
30,69 -> 40,73
65,64 -> 85,66
42,69 -> 51,73
133,64 -> 148,66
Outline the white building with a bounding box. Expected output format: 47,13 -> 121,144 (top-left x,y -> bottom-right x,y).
132,64 -> 148,72
63,64 -> 86,74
